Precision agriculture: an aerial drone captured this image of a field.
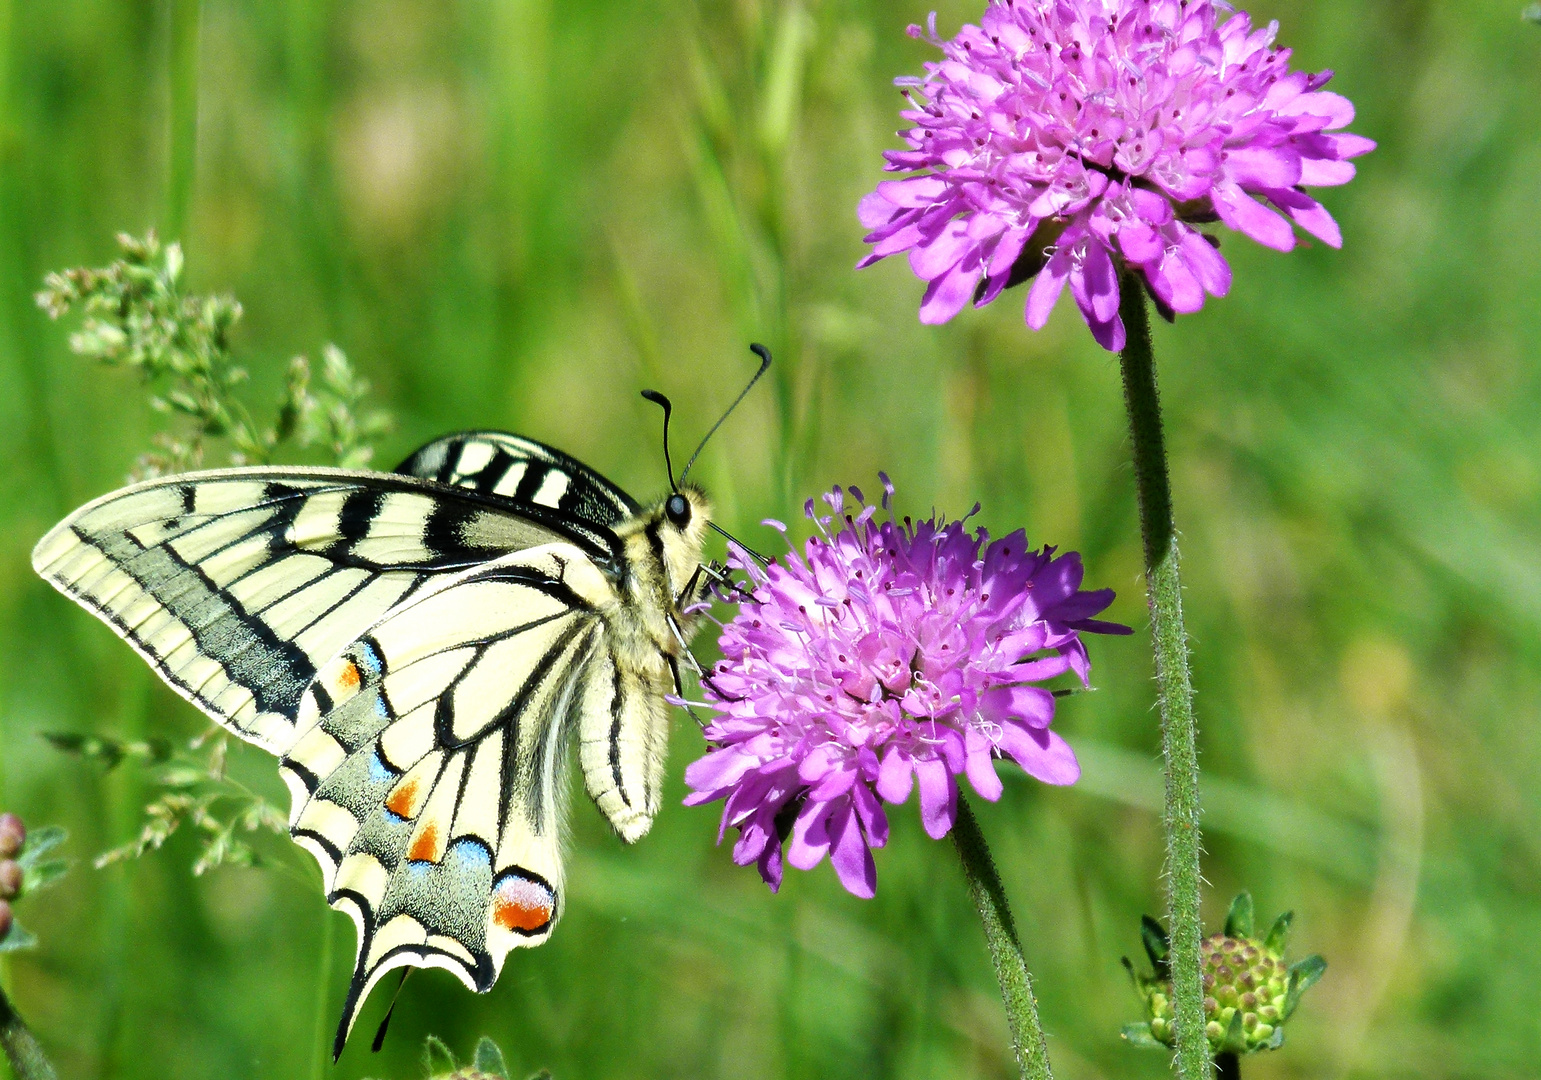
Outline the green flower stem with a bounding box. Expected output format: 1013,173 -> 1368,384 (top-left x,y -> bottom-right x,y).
0,982 -> 58,1080
1215,1052 -> 1241,1080
1116,277 -> 1208,1080
951,793 -> 1053,1080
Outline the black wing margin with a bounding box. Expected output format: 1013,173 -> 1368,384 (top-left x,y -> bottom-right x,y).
396,431 -> 641,529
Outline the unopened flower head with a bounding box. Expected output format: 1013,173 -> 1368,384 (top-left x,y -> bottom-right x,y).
684,478 -> 1129,897
1125,892 -> 1327,1055
858,0 -> 1376,349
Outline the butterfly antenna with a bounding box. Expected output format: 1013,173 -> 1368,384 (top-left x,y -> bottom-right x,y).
707,520 -> 770,565
370,969 -> 413,1053
640,389 -> 678,491
680,343 -> 771,484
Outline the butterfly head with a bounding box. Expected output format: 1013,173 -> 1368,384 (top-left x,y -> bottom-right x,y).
645,483 -> 712,609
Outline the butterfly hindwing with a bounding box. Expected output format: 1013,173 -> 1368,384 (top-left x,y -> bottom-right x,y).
30,467 -> 601,753
277,543 -> 633,1054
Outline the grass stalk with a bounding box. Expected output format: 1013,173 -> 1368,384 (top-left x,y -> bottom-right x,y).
1116,277 -> 1209,1080
0,983 -> 57,1080
165,0 -> 201,238
951,794 -> 1053,1080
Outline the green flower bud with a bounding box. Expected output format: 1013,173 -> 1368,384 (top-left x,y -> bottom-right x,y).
1122,891 -> 1327,1057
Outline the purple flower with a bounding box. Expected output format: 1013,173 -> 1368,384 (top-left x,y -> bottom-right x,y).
683,478 -> 1130,898
858,0 -> 1376,350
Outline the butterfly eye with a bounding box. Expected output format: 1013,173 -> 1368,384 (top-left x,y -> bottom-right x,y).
666,494 -> 691,528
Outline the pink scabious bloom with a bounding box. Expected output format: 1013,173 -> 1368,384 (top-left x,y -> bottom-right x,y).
858,0 -> 1377,350
683,478 -> 1129,898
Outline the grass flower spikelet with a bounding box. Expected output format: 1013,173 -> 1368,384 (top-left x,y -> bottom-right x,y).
685,478 -> 1129,897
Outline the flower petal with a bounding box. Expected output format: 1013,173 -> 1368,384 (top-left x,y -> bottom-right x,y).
998,725 -> 1081,786
787,801 -> 832,870
877,745 -> 915,804
915,756 -> 958,839
1025,246 -> 1071,329
981,684 -> 1057,728
1212,182 -> 1295,251
964,729 -> 1004,801
919,260 -> 984,324
827,798 -> 877,898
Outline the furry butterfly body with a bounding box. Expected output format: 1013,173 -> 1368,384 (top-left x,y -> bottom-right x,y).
32,431 -> 711,1055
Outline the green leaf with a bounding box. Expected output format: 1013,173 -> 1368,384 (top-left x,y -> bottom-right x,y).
473,1038 -> 510,1079
1264,910 -> 1294,953
1221,1009 -> 1248,1055
1140,914 -> 1171,977
17,826 -> 66,869
1265,1025 -> 1286,1050
0,921 -> 39,953
1224,891 -> 1254,939
21,859 -> 70,895
1120,955 -> 1141,991
422,1035 -> 457,1074
1283,954 -> 1327,1018
1121,1023 -> 1164,1049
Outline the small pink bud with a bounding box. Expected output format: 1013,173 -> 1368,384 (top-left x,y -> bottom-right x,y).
0,899 -> 12,941
0,813 -> 23,858
0,860 -> 20,899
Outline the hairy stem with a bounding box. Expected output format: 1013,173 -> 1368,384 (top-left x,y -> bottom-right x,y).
0,983 -> 58,1080
951,794 -> 1053,1080
1116,277 -> 1208,1080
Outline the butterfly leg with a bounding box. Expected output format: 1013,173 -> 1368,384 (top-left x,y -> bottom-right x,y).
665,652 -> 709,730
692,560 -> 757,605
675,562 -> 709,610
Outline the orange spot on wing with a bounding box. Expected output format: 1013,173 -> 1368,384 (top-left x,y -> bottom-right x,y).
493,876 -> 555,933
336,660 -> 360,691
408,821 -> 441,863
494,895 -> 551,932
385,778 -> 420,818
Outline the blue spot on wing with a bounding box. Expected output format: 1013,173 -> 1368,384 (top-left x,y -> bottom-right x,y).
449,838 -> 492,871
357,639 -> 384,675
369,746 -> 397,783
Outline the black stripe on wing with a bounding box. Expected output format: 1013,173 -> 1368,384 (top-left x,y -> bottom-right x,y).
395,431 -> 640,529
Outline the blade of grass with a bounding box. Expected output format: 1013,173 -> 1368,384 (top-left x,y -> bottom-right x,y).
165,0 -> 201,239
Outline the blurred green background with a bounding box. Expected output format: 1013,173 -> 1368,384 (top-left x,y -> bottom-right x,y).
0,0 -> 1537,1077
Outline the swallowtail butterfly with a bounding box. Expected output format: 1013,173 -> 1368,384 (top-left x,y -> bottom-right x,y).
31,349 -> 768,1056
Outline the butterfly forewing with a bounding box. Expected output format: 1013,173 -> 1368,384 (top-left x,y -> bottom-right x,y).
396,431 -> 639,531
31,467 -> 594,754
